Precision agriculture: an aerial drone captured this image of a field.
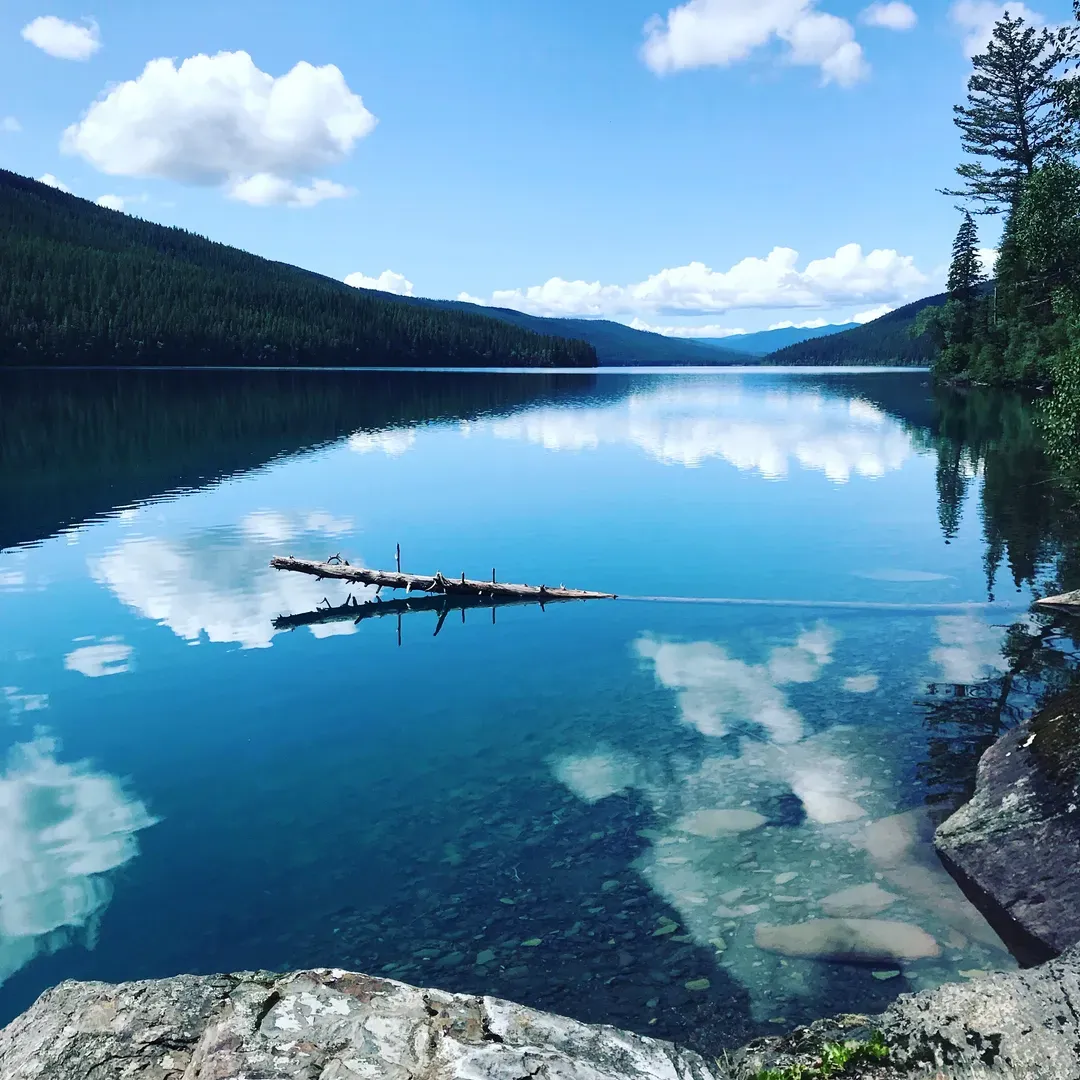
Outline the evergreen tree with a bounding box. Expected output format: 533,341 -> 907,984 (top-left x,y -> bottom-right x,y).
949,212 -> 986,303
943,12 -> 1078,213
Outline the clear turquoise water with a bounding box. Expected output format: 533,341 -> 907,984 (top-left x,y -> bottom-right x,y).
0,367 -> 1073,1054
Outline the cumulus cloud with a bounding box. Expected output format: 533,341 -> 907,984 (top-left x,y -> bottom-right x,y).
21,16 -> 100,61
978,247 -> 999,276
1,117 -> 21,134
0,736 -> 156,986
627,318 -> 749,338
769,317 -> 830,329
950,1 -> 1044,56
62,51 -> 375,207
484,383 -> 912,479
469,244 -> 927,319
642,0 -> 869,87
37,173 -> 71,193
95,194 -> 125,211
64,638 -> 134,678
853,302 -> 894,322
860,2 -> 918,29
344,270 -> 415,296
228,174 -> 352,208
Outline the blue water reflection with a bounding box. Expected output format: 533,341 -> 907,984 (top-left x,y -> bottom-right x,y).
0,368 -> 1068,1055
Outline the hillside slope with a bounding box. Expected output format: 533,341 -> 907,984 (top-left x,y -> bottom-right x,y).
0,171 -> 595,368
421,300 -> 759,366
767,294 -> 948,366
702,322 -> 859,356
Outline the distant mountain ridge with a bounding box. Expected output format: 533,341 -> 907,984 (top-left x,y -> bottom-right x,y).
420,300 -> 759,366
766,293 -> 951,366
701,322 -> 860,356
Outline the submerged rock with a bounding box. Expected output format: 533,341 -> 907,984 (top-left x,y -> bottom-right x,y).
753,918 -> 941,963
675,809 -> 767,837
0,969 -> 721,1080
819,883 -> 901,917
935,692 -> 1080,964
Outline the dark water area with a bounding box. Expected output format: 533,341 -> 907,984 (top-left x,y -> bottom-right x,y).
0,366 -> 1078,1056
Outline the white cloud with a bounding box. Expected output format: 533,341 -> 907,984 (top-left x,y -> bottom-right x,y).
860,2 -> 918,30
978,247 -> 999,276
344,269 -> 415,296
37,173 -> 71,193
64,638 -> 133,678
950,2 -> 1044,56
21,16 -> 100,61
1,117 -> 21,134
0,736 -> 156,987
62,51 -> 375,207
228,174 -> 353,208
627,318 -> 749,338
472,244 -> 927,319
95,194 -> 125,211
2,687 -> 48,715
768,317 -> 830,330
853,303 -> 894,323
642,0 -> 869,88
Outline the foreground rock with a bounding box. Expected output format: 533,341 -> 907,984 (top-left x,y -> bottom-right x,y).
732,945 -> 1080,1080
935,690 -> 1080,964
4,954 -> 1080,1080
0,968 -> 719,1080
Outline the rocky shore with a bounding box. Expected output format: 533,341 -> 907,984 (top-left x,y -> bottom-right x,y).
1,952 -> 1078,1080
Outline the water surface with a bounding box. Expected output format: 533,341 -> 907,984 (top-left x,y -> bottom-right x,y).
1,367 -> 1077,1055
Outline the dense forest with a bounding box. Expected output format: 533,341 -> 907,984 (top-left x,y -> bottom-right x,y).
920,4 -> 1080,472
0,170 -> 595,369
423,301 -> 758,366
767,293 -> 949,366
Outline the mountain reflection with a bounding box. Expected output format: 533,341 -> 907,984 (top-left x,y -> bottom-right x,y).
0,368 -> 604,552
0,737 -> 156,988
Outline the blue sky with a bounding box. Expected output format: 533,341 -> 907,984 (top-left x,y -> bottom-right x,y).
0,0 -> 1074,333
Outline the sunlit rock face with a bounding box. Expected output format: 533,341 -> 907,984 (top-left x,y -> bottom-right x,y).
485,386 -> 913,481
552,623 -> 1010,1023
0,737 -> 157,986
89,512 -> 369,650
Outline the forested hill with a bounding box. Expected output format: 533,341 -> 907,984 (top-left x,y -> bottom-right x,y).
0,170 -> 595,368
419,300 -> 758,366
765,293 -> 948,366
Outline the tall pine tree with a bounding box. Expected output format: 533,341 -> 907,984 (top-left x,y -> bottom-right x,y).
949,212 -> 986,303
944,12 -> 1078,213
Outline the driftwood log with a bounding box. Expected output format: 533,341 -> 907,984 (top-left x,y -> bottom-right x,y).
1035,590 -> 1080,611
274,591 -> 579,636
270,556 -> 616,601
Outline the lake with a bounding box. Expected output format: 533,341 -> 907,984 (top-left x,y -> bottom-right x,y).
1,366 -> 1078,1056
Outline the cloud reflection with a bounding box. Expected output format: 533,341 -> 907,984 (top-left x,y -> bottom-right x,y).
0,737 -> 156,986
485,387 -> 911,481
91,512 -> 369,649
64,637 -> 134,678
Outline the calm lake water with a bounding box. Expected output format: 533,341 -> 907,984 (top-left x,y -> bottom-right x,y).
1,366 -> 1078,1055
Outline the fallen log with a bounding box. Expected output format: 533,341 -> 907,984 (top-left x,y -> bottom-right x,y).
1034,590 -> 1080,611
269,556 -> 617,601
273,590 -> 578,634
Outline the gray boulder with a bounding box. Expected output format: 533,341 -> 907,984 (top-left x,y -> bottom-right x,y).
731,947 -> 1080,1080
934,690 -> 1080,963
0,968 -> 720,1080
